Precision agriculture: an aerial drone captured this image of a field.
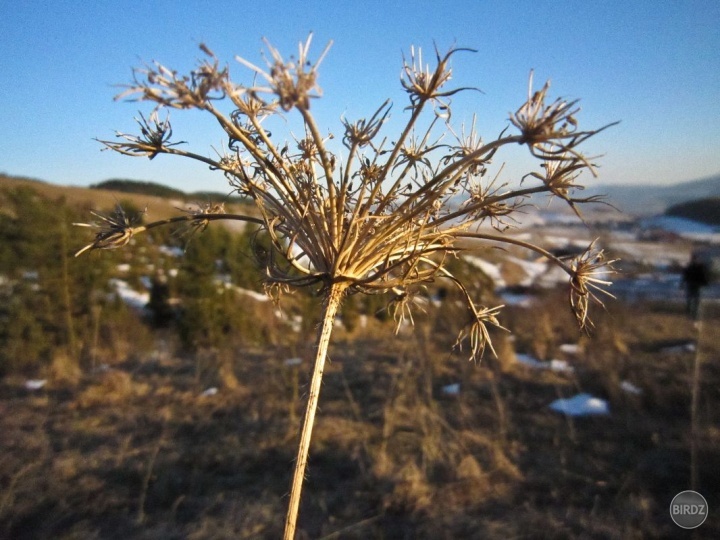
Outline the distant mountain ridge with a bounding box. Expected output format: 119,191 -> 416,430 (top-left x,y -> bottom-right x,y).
586,174 -> 720,216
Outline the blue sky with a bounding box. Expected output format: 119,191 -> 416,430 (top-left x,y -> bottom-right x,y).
1,0 -> 719,193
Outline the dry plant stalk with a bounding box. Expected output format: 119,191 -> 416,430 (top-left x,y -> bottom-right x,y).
75,35 -> 617,538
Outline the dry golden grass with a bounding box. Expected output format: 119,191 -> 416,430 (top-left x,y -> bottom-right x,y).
1,297 -> 719,538
75,370 -> 150,409
47,352 -> 82,386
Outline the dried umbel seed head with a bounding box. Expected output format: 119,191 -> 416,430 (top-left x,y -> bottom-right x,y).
510,72 -> 617,168
401,45 -> 474,107
342,100 -> 391,148
87,35 -> 617,359
73,204 -> 146,256
568,242 -> 617,331
235,35 -> 331,111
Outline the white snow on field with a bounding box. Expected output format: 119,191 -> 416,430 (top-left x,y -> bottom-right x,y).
159,245 -> 184,257
441,383 -> 461,395
559,343 -> 581,355
541,235 -> 587,248
612,241 -> 691,268
515,353 -> 574,373
214,275 -> 269,302
536,264 -> 570,288
660,342 -> 696,354
463,256 -> 505,287
497,254 -> 570,289
499,291 -> 535,307
109,279 -> 150,310
504,255 -> 552,287
639,216 -> 720,242
549,393 -> 609,416
620,381 -> 642,395
230,285 -> 269,302
24,379 -> 47,391
284,357 -> 302,367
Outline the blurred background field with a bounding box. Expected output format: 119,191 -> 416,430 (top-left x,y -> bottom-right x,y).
1,174 -> 719,539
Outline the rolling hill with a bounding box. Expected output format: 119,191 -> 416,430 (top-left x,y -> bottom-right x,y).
586,174 -> 720,216
0,174 -> 252,222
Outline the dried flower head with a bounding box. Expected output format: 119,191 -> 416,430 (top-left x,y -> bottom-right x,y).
236,34 -> 331,111
568,241 -> 617,331
73,204 -> 146,256
100,111 -> 186,160
174,201 -> 226,244
342,99 -> 391,148
401,44 -> 475,108
510,72 -> 618,168
454,304 -> 505,360
88,37 -> 618,353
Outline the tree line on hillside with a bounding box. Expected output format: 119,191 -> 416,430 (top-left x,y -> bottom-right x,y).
91,179 -> 249,204
0,184 -> 279,377
665,197 -> 720,226
0,184 -> 402,378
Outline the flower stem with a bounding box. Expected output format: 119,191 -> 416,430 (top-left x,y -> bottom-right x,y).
284,281 -> 346,540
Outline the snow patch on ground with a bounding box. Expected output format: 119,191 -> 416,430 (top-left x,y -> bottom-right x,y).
549,393 -> 609,416
109,279 -> 150,310
501,254 -> 568,289
660,342 -> 696,354
559,343 -> 581,355
499,291 -> 535,307
620,381 -> 642,395
230,286 -> 269,302
504,256 -> 549,287
284,357 -> 302,367
463,256 -> 505,287
24,379 -> 47,391
515,354 -> 574,373
639,216 -> 720,241
159,245 -> 184,257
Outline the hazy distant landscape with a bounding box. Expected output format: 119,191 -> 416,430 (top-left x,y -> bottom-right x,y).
1,172 -> 718,538
587,174 -> 720,216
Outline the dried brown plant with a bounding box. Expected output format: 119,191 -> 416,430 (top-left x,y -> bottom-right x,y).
75,35 -> 617,538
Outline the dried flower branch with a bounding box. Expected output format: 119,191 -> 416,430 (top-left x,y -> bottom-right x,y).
568,241 -> 618,331
74,206 -> 262,257
510,71 -> 619,169
73,204 -> 145,256
78,36 -> 617,539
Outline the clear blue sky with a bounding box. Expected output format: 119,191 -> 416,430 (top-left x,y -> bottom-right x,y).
1,0 -> 719,193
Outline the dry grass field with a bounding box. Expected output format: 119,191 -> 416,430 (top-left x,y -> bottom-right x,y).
2,293 -> 718,539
